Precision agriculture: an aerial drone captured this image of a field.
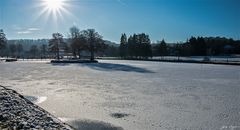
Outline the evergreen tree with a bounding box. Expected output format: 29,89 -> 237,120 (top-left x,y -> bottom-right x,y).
143,34 -> 152,58
127,35 -> 134,58
189,37 -> 197,55
188,36 -> 207,56
132,34 -> 139,57
124,33 -> 152,58
159,39 -> 167,56
119,33 -> 127,58
198,37 -> 207,56
0,29 -> 7,53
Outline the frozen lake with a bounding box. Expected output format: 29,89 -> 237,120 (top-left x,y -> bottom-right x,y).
0,60 -> 239,130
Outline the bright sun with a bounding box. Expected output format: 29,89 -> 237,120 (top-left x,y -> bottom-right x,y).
44,0 -> 64,11
37,0 -> 72,26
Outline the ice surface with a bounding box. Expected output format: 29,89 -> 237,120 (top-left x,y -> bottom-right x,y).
0,60 -> 240,130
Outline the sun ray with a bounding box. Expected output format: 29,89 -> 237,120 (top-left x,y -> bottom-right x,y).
31,0 -> 74,31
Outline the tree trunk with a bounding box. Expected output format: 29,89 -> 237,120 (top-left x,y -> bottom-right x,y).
90,50 -> 94,61
57,39 -> 60,60
78,50 -> 81,59
57,50 -> 60,60
90,42 -> 94,61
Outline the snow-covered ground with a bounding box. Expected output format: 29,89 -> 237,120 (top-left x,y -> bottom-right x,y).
0,60 -> 239,130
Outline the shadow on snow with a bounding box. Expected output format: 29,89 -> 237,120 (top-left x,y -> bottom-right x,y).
50,62 -> 153,73
67,119 -> 123,130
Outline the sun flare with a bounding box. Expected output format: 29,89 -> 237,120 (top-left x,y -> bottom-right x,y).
43,0 -> 64,11
35,0 -> 74,29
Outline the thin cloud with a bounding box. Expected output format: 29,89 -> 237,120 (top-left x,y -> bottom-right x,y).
16,27 -> 40,35
28,28 -> 40,31
17,31 -> 32,34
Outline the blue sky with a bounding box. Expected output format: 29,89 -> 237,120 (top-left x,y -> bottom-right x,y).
0,0 -> 239,43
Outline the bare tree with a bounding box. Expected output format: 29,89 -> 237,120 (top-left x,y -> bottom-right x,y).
49,33 -> 64,60
69,26 -> 87,59
82,29 -> 105,61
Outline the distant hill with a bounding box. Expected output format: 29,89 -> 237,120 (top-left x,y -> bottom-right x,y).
104,40 -> 119,47
7,39 -> 118,49
7,39 -> 49,50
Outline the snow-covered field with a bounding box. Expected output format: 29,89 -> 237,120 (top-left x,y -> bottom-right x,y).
0,60 -> 239,130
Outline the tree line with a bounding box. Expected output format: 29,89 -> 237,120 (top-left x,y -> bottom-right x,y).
1,28 -> 240,60
45,27 -> 107,61
151,37 -> 240,57
0,27 -> 107,61
119,35 -> 240,58
119,33 -> 152,59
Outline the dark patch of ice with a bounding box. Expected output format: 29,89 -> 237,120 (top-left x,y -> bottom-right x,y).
111,113 -> 130,118
55,88 -> 77,93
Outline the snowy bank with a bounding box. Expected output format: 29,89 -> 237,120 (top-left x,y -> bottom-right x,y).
0,85 -> 73,130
